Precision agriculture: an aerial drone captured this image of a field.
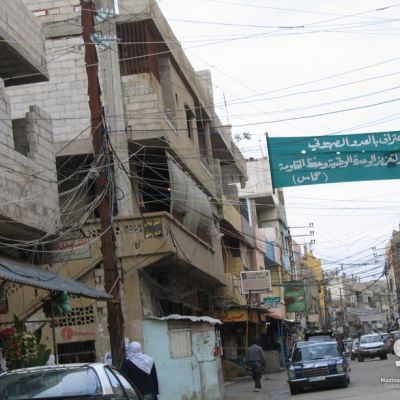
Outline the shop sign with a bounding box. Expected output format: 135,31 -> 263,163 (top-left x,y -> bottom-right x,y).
240,270 -> 272,294
263,296 -> 280,306
217,309 -> 248,322
49,238 -> 91,263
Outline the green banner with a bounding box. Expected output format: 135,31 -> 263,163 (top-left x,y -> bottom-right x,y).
267,131 -> 400,188
284,282 -> 306,313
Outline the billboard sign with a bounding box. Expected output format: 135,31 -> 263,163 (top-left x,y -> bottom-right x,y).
284,281 -> 306,312
267,131 -> 400,188
240,270 -> 272,294
263,296 -> 280,306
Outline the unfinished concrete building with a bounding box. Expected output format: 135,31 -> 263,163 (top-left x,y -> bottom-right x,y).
5,0 -> 247,362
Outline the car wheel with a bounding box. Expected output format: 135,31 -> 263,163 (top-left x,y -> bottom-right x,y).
341,377 -> 348,388
289,384 -> 300,395
358,356 -> 364,362
351,354 -> 355,361
380,353 -> 387,360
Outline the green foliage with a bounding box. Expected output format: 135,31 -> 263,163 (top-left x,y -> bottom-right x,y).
43,291 -> 72,317
0,315 -> 50,370
34,343 -> 51,367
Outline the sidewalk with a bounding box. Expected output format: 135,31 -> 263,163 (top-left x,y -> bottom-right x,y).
225,370 -> 289,400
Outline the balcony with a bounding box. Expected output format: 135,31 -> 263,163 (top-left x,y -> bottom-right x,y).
77,212 -> 226,286
0,0 -> 48,86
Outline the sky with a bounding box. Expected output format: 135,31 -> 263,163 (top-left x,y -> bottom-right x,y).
157,0 -> 400,280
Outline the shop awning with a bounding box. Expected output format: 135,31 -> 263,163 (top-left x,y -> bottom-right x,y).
0,254 -> 112,300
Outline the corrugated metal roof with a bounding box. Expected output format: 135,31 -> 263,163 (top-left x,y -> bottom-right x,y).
146,314 -> 222,325
0,254 -> 111,300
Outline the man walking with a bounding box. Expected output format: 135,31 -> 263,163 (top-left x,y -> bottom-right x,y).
246,339 -> 266,392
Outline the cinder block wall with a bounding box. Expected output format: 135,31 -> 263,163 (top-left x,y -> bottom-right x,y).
8,36 -> 91,148
1,0 -> 47,73
0,81 -> 59,234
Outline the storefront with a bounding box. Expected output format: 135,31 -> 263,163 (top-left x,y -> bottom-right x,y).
214,307 -> 265,366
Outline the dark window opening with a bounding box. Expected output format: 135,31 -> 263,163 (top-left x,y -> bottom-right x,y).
57,340 -> 96,364
185,105 -> 195,138
197,120 -> 209,164
117,20 -> 160,81
57,154 -> 118,224
0,284 -> 8,314
239,198 -> 249,222
134,149 -> 170,213
12,118 -> 29,156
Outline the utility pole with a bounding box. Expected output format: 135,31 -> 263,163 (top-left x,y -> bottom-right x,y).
81,0 -> 124,367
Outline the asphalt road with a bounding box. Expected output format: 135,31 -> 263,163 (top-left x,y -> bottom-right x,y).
225,354 -> 400,400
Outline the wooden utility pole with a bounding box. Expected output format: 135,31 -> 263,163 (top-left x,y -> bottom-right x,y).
81,0 -> 124,367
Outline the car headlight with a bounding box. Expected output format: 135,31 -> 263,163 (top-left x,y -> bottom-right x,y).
336,362 -> 344,373
288,369 -> 296,380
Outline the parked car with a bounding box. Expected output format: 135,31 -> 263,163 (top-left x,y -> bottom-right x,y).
304,329 -> 334,342
378,332 -> 389,343
386,330 -> 400,354
0,363 -> 143,399
287,341 -> 350,395
357,334 -> 387,362
350,339 -> 359,361
343,338 -> 353,353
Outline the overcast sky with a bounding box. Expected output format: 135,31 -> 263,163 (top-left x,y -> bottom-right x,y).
157,0 -> 400,280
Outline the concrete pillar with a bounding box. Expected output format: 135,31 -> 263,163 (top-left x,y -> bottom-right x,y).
99,22 -> 134,217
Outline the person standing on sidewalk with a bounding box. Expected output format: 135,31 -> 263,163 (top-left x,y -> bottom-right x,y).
122,341 -> 159,399
246,339 -> 266,392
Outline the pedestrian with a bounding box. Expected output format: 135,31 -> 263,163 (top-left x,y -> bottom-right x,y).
246,339 -> 266,392
122,341 -> 159,400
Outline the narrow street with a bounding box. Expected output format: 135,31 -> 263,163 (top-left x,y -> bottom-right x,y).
225,354 -> 400,400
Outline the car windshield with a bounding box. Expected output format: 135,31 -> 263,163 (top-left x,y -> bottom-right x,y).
360,336 -> 381,344
0,367 -> 102,399
292,343 -> 339,362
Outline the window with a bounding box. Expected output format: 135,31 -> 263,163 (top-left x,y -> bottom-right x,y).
104,368 -> 125,397
239,198 -> 250,222
169,329 -> 192,358
185,105 -> 195,138
57,340 -> 96,364
110,368 -> 142,400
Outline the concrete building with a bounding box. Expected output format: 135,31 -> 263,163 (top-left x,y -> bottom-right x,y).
2,0 -> 247,375
301,251 -> 327,329
0,0 -> 62,319
238,157 -> 293,369
386,230 -> 400,326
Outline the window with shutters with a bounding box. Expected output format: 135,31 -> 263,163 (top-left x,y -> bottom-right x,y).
168,329 -> 192,358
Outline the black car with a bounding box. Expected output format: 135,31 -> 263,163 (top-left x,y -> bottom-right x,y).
287,341 -> 350,395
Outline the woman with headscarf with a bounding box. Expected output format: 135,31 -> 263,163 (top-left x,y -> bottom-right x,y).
121,341 -> 159,400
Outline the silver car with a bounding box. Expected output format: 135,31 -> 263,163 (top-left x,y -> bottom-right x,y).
0,363 -> 143,399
